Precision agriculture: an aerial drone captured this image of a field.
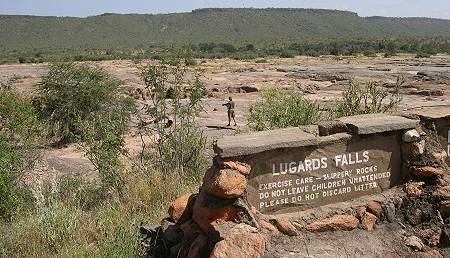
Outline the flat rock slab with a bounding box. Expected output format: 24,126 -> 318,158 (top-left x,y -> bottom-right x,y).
403,106 -> 450,120
338,114 -> 418,135
215,127 -> 318,158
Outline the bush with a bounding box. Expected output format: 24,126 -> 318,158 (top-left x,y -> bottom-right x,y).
0,89 -> 41,219
37,63 -> 126,143
416,52 -> 431,58
330,77 -> 403,118
279,50 -> 295,58
247,85 -> 322,131
139,58 -> 207,180
37,63 -> 135,192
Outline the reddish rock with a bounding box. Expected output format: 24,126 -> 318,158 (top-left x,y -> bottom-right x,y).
405,182 -> 424,197
361,211 -> 377,231
259,219 -> 279,236
273,219 -> 297,236
179,220 -> 203,258
250,206 -> 257,215
355,206 -> 366,219
204,169 -> 247,199
414,166 -> 445,177
306,215 -> 359,232
367,201 -> 383,218
188,234 -> 208,258
210,232 -> 265,258
220,160 -> 252,176
168,193 -> 196,224
192,190 -> 238,233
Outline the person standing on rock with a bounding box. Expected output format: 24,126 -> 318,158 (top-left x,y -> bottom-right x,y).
223,96 -> 237,126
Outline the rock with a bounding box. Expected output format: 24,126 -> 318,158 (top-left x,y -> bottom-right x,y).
238,86 -> 259,93
433,150 -> 447,164
402,129 -> 421,143
419,250 -> 444,258
337,114 -> 418,135
361,211 -> 377,231
382,251 -> 402,258
418,228 -> 441,247
405,236 -> 424,251
385,202 -> 396,223
414,166 -> 445,177
220,160 -> 252,176
179,220 -> 203,257
210,232 -> 265,258
405,182 -> 424,197
433,185 -> 450,199
168,193 -> 196,224
412,140 -> 425,155
355,206 -> 367,219
204,169 -> 247,198
367,201 -> 383,218
187,234 -> 208,258
407,208 -> 423,225
306,215 -> 359,232
273,219 -> 298,236
317,121 -> 348,136
214,127 -> 318,158
192,190 -> 238,233
439,200 -> 450,216
259,219 -> 279,236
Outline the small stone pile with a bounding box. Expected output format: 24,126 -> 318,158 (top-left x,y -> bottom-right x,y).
141,157 -> 264,258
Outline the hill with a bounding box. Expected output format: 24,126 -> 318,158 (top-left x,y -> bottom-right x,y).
1,8 -> 450,52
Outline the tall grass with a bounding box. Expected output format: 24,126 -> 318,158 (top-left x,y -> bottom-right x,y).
0,167 -> 200,258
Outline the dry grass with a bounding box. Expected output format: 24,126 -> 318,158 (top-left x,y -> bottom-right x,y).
0,166 -> 200,258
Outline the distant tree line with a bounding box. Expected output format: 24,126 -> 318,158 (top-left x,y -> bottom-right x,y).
1,37 -> 449,64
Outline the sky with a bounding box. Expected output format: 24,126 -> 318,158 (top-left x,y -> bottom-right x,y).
1,0 -> 450,19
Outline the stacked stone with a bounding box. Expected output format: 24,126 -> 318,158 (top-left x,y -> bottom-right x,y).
141,158 -> 266,258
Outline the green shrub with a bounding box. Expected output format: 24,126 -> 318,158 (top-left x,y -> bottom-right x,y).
279,50 -> 295,58
255,59 -> 267,63
330,77 -> 403,118
247,85 -> 322,131
0,89 -> 41,219
416,52 -> 431,58
37,63 -> 126,143
37,63 -> 135,192
139,59 -> 207,180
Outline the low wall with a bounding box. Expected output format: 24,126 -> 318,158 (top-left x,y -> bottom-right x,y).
214,114 -> 420,215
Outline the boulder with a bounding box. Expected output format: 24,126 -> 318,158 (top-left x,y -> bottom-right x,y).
168,193 -> 197,224
317,121 -> 348,136
420,250 -> 444,258
306,215 -> 359,232
366,201 -> 383,218
259,219 -> 279,236
433,185 -> 450,199
412,140 -> 425,155
361,211 -> 377,231
355,206 -> 367,220
273,219 -> 298,236
192,190 -> 238,233
414,166 -> 445,177
204,169 -> 247,198
405,236 -> 424,251
210,231 -> 265,258
402,129 -> 421,143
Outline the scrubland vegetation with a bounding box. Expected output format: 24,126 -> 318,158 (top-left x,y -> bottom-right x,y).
0,58 -> 205,257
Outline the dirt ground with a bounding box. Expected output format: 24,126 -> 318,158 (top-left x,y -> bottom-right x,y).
1,54 -> 449,183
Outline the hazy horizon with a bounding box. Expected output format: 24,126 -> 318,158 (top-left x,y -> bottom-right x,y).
1,0 -> 450,19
